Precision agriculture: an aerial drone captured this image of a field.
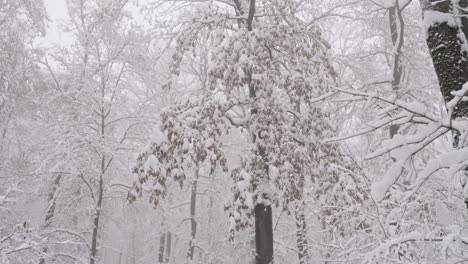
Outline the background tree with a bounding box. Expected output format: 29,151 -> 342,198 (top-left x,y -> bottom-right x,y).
36,1 -> 157,263
0,1 -> 49,263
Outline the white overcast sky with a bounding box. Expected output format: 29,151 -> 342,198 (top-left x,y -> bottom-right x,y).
39,0 -> 147,48
37,0 -> 70,47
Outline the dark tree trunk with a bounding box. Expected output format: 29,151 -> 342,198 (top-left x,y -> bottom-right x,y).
422,0 -> 468,120
295,204 -> 309,264
89,86 -> 110,264
255,204 -> 273,264
250,80 -> 274,264
249,0 -> 274,260
422,0 -> 468,207
459,0 -> 468,39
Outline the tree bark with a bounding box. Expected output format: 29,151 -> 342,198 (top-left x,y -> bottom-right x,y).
186,172 -> 198,261
246,1 -> 274,262
459,0 -> 468,39
131,231 -> 136,264
158,223 -> 166,263
422,0 -> 468,120
165,231 -> 172,263
234,1 -> 273,262
38,173 -> 62,264
294,203 -> 309,264
388,1 -> 405,138
422,0 -> 468,207
89,157 -> 105,264
250,230 -> 256,264
249,63 -> 273,264
255,204 -> 273,264
44,174 -> 62,227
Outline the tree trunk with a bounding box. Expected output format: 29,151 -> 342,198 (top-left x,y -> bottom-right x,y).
165,231 -> 172,263
89,157 -> 105,264
291,100 -> 309,263
250,229 -> 256,264
422,0 -> 468,120
186,172 -> 198,261
459,0 -> 468,40
255,204 -> 273,264
89,73 -> 110,264
388,2 -> 404,139
158,229 -> 166,263
38,173 -> 62,264
44,174 -> 62,227
132,231 -> 137,264
235,1 -> 274,262
422,0 -> 468,207
295,203 -> 309,264
118,251 -> 123,264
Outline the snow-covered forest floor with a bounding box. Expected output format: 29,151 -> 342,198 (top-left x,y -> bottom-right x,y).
2,0 -> 468,263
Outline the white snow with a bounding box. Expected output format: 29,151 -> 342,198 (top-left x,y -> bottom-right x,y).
423,11 -> 457,31
151,125 -> 168,146
144,155 -> 160,172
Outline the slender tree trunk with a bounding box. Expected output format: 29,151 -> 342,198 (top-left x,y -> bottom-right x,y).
388,1 -> 404,139
132,231 -> 136,264
72,187 -> 80,226
290,99 -> 309,263
38,173 -> 62,264
0,112 -> 11,153
89,66 -> 111,264
158,216 -> 166,263
186,172 -> 198,261
295,203 -> 309,264
250,230 -> 256,264
118,251 -> 123,264
159,215 -> 172,263
44,174 -> 62,227
89,157 -> 105,264
165,231 -> 172,263
158,231 -> 166,263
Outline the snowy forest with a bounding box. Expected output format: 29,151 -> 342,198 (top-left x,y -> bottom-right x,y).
4,0 -> 468,263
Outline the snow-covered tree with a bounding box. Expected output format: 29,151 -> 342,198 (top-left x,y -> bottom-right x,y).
34,1 -> 157,263
131,1 -> 368,263
8,0 -> 468,263
0,1 -> 50,263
